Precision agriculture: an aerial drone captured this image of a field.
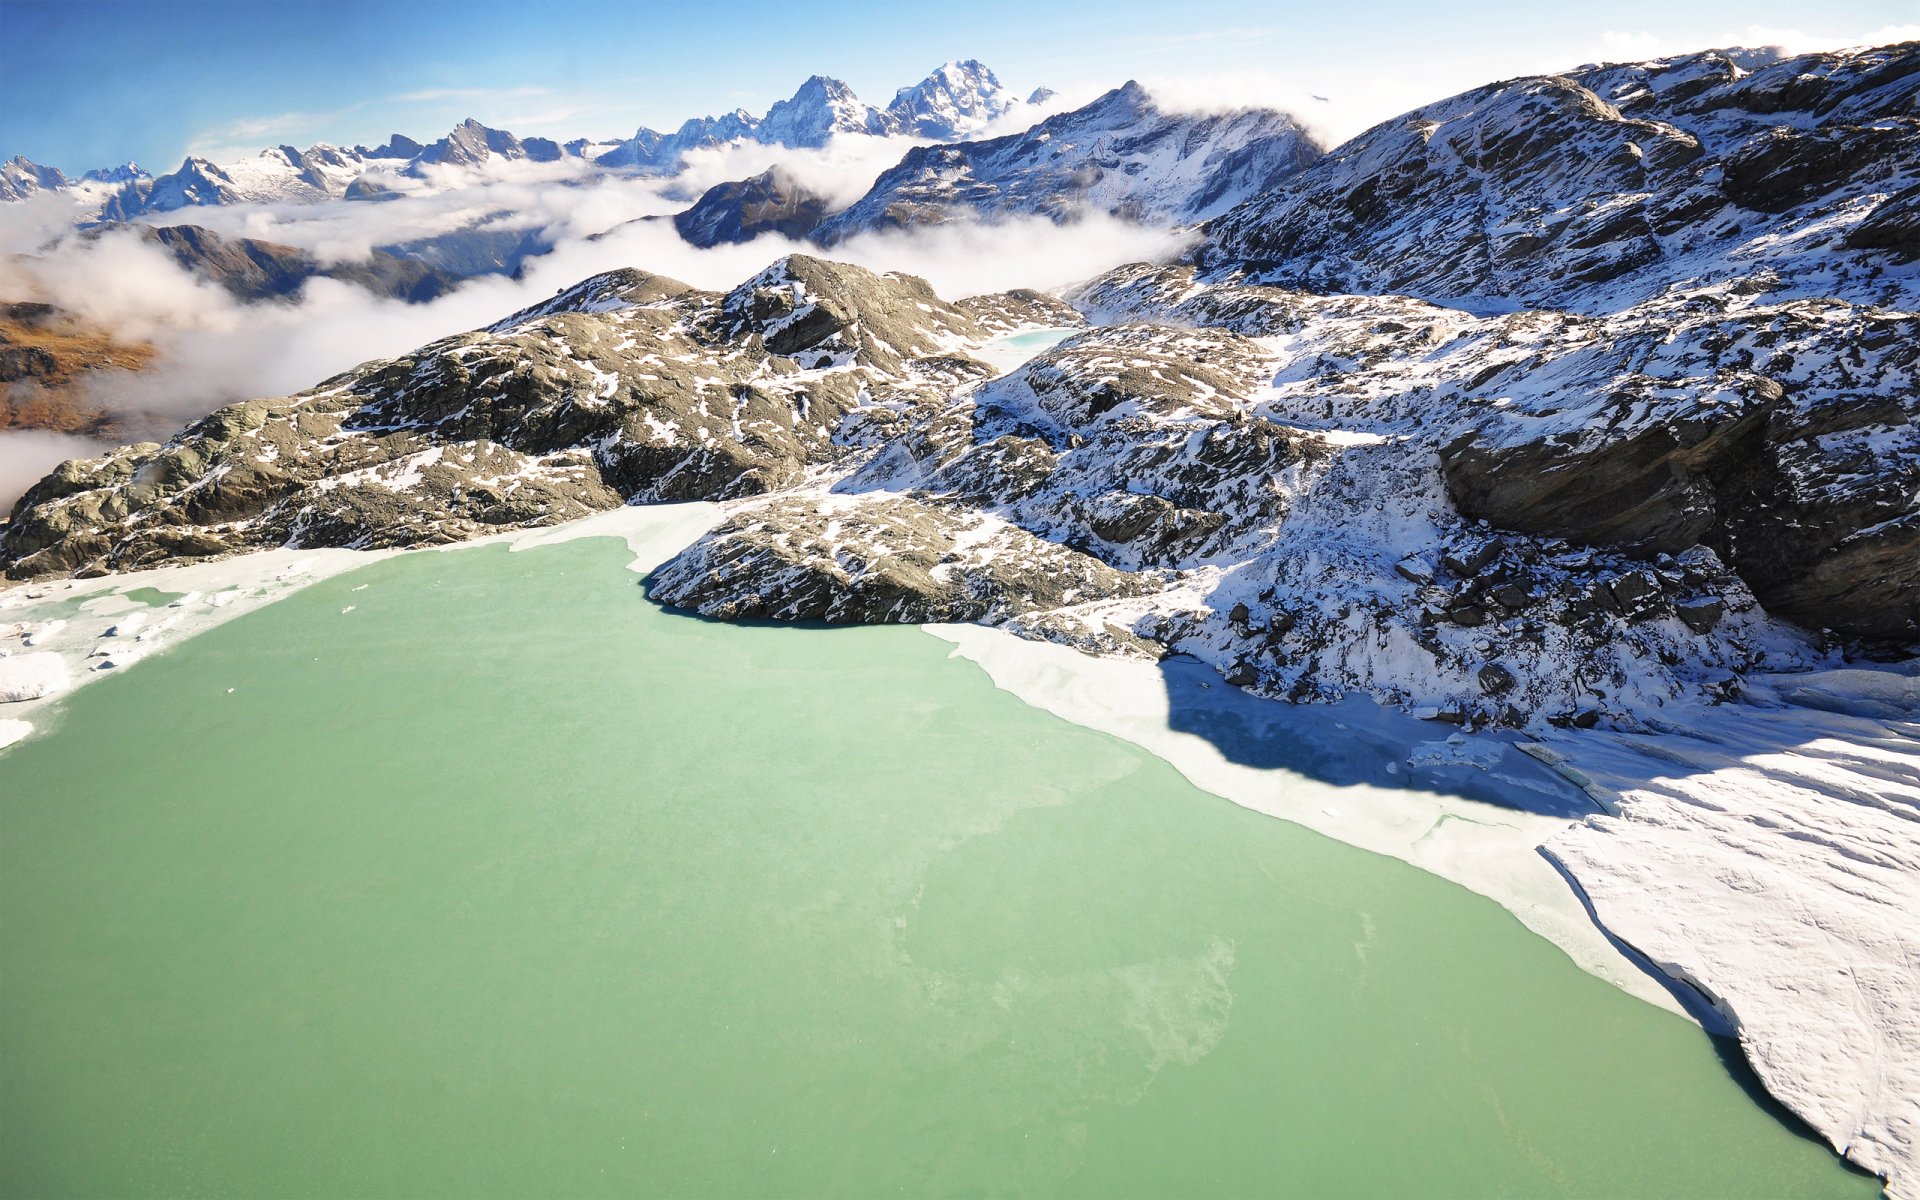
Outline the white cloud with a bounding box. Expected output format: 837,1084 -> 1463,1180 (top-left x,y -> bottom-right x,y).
0,431 -> 111,516
1596,22 -> 1920,64
666,134 -> 937,210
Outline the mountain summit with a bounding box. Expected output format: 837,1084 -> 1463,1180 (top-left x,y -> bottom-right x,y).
594,61 -> 1039,172
812,80 -> 1322,241
886,59 -> 1021,139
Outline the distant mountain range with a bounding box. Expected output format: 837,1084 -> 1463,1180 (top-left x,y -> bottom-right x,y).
0,61 -> 1049,221
3,61 -> 1332,314
0,59 -> 1327,270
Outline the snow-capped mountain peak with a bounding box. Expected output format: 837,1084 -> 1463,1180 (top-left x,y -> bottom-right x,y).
0,155 -> 70,201
80,162 -> 147,184
591,61 -> 1045,172
760,75 -> 889,146
812,78 -> 1321,242
886,58 -> 1020,138
9,60 -> 1052,217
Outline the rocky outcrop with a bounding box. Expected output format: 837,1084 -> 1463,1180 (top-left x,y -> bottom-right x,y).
0,258 -> 1025,579
1079,261 -> 1920,644
650,495 -> 1156,623
672,168 -> 836,247
1181,43 -> 1920,643
1434,299 -> 1920,640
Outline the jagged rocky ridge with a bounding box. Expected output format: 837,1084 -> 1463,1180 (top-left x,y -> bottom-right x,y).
595,60 -> 1033,172
0,256 -> 1076,576
1196,43 -> 1920,308
668,82 -> 1323,249
812,81 -> 1322,242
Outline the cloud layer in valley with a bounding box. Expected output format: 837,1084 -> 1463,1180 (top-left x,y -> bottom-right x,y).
0,141 -> 1185,510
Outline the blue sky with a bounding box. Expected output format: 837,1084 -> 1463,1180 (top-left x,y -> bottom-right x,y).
4,0 -> 1916,173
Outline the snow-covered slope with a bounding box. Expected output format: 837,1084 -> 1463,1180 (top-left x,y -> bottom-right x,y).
812,82 -> 1321,242
759,75 -> 893,145
1535,668 -> 1920,1200
1196,43 -> 1920,312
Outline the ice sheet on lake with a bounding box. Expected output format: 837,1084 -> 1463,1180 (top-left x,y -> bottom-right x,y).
1537,662 -> 1920,1200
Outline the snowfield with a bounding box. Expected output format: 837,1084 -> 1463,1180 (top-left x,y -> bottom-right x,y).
1538,668 -> 1920,1198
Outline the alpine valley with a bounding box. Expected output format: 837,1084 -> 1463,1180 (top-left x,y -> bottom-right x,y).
4,36 -> 1919,1200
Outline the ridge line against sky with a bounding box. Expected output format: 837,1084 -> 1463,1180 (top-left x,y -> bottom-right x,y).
2,0 -> 1918,173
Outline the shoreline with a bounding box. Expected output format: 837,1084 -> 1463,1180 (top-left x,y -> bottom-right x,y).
921,621 -> 1689,1015
923,619 -> 1918,1198
0,502 -> 723,751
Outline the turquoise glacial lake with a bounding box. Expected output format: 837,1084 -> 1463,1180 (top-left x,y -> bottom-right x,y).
0,535 -> 1874,1197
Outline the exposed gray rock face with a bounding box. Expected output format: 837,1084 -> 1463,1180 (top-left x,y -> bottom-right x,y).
1079,261 -> 1920,643
813,82 -> 1321,243
1195,43 -> 1920,312
651,495 -> 1156,623
672,168 -> 836,247
1435,297 -> 1920,640
342,176 -> 400,202
355,134 -> 424,160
